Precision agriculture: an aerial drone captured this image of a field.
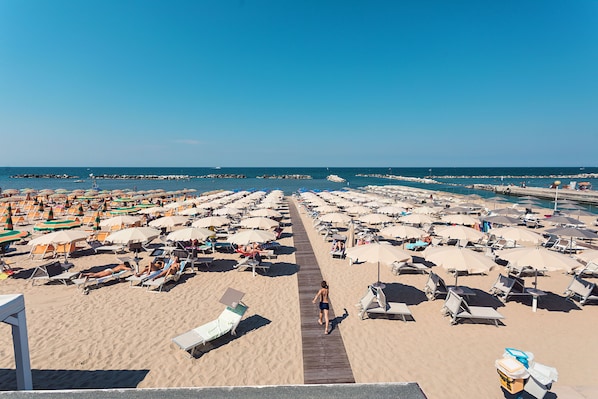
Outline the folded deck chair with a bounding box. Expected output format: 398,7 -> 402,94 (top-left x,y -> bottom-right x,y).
489,273 -> 533,303
391,260 -> 430,275
564,276 -> 598,306
356,286 -> 412,321
126,258 -> 173,287
442,291 -> 504,326
142,261 -> 187,292
424,272 -> 475,300
29,261 -> 77,286
172,288 -> 248,358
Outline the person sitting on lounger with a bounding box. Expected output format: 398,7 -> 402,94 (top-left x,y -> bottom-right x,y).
135,259 -> 165,277
82,261 -> 133,278
151,256 -> 181,281
331,240 -> 345,253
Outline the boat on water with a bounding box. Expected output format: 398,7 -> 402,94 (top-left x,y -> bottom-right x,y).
326,174 -> 346,183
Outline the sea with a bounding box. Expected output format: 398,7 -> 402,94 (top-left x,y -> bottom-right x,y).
1,166 -> 598,213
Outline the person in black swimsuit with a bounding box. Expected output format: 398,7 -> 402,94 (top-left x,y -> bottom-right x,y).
312,280 -> 330,334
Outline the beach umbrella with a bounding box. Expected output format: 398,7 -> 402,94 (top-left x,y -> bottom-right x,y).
0,230 -> 29,245
248,209 -> 282,219
544,215 -> 585,226
93,212 -> 101,230
319,212 -> 352,225
166,227 -> 215,242
496,246 -> 581,287
489,227 -> 545,245
492,208 -> 524,216
345,206 -> 371,216
4,205 -> 13,231
423,246 -> 497,286
178,207 -> 204,216
100,215 -> 142,228
314,205 -> 339,214
106,227 -> 161,245
398,213 -> 435,226
359,213 -> 393,225
228,229 -> 276,246
483,215 -> 521,226
345,242 -> 412,287
213,207 -> 243,217
379,225 -> 426,240
440,214 -> 480,226
149,215 -> 189,229
239,217 -> 279,230
110,206 -> 138,215
136,206 -> 166,215
192,216 -> 230,228
29,230 -> 89,246
575,250 -> 598,267
34,219 -> 82,231
545,226 -> 598,240
377,206 -> 405,216
76,203 -> 84,216
412,206 -> 439,215
434,225 -> 485,243
46,207 -> 54,221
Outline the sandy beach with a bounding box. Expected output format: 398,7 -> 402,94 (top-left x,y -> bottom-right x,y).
1,186 -> 597,398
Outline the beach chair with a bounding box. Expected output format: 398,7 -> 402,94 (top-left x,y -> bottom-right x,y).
489,274 -> 533,303
575,262 -> 598,277
424,272 -> 475,301
73,268 -> 133,294
29,244 -> 56,260
233,254 -> 271,277
142,260 -> 188,292
29,261 -> 77,286
391,260 -> 430,275
542,234 -> 559,249
356,286 -> 412,321
563,276 -> 598,306
54,242 -> 78,259
172,288 -> 248,358
125,258 -> 173,287
441,291 -> 504,326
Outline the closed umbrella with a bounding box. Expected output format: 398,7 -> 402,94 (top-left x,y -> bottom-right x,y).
423,246 -> 496,286
345,242 -> 412,287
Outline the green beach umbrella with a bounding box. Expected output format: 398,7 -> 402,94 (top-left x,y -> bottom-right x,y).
47,207 -> 54,221
5,214 -> 13,231
0,230 -> 29,245
34,219 -> 82,231
76,203 -> 84,216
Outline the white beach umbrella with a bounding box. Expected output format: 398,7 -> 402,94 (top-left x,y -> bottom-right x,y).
319,212 -> 352,225
136,206 -> 167,215
213,207 -> 243,216
489,227 -> 546,245
29,229 -> 89,246
99,215 -> 141,228
345,242 -> 412,287
399,213 -> 435,226
228,229 -> 276,246
423,246 -> 497,286
314,205 -> 339,214
345,206 -> 371,216
239,217 -> 279,230
440,214 -> 480,226
434,225 -> 485,243
166,227 -> 215,242
192,216 -> 230,228
377,206 -> 406,216
149,215 -> 189,229
249,209 -> 282,219
178,207 -> 205,216
106,227 -> 161,245
379,225 -> 426,240
359,213 -> 393,225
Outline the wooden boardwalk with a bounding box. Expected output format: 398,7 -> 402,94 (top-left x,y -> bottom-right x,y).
288,200 -> 355,385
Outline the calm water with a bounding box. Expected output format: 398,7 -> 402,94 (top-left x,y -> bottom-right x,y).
1,166 -> 597,212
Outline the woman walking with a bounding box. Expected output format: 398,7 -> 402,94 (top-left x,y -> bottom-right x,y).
313,280 -> 330,334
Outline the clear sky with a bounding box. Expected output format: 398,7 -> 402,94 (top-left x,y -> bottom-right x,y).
1,0 -> 597,167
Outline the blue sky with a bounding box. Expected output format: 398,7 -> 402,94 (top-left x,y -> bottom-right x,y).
1,0 -> 597,167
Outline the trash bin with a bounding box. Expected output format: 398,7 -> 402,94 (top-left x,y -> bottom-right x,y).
496,357 -> 529,394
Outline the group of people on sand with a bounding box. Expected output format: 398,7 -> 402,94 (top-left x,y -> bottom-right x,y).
80,256 -> 182,281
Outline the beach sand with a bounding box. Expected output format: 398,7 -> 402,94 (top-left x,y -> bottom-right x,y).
1,190 -> 597,398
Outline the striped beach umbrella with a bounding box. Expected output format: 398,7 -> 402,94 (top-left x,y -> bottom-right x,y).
34,219 -> 82,231
0,230 -> 29,245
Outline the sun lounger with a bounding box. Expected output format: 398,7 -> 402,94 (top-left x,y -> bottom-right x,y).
29,244 -> 56,260
563,276 -> 598,306
424,272 -> 475,300
73,268 -> 133,294
356,286 -> 412,321
142,261 -> 188,292
172,288 -> 248,358
575,262 -> 598,277
489,273 -> 533,303
391,260 -> 430,275
125,258 -> 173,287
233,255 -> 271,277
442,291 -> 504,326
29,261 -> 77,286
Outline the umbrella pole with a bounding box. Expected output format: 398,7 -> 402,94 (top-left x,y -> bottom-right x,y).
534,270 -> 538,288
377,261 -> 381,286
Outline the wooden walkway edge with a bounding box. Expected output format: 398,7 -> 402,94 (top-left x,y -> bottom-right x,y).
288,199 -> 355,384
